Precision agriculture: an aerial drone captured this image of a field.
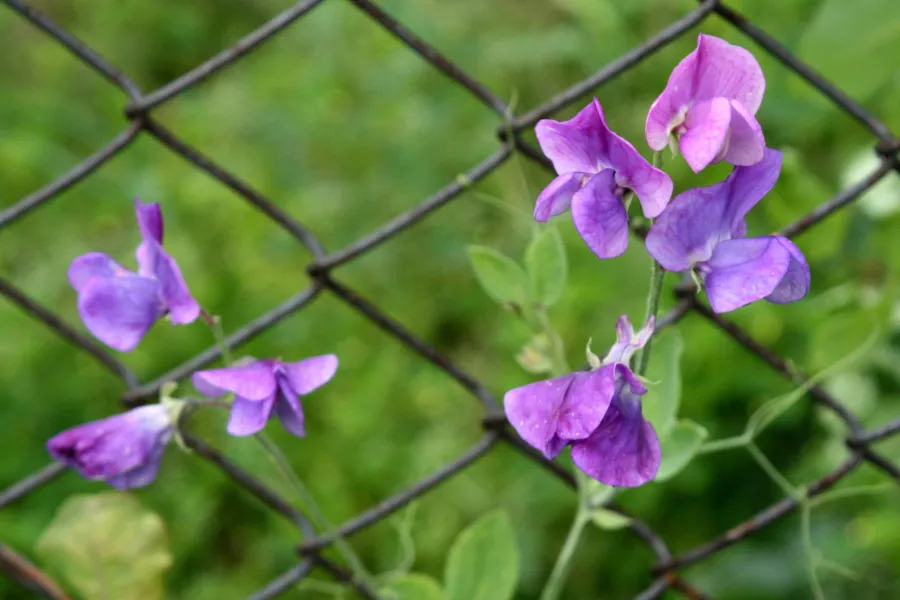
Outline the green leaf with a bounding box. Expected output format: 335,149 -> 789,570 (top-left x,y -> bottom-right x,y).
466,246 -> 531,307
656,419 -> 708,481
642,330 -> 684,437
36,492 -> 172,600
799,0 -> 900,100
381,574 -> 446,600
524,226 -> 567,307
444,510 -> 519,600
589,507 -> 632,531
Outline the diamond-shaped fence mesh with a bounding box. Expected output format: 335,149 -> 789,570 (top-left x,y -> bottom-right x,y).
1,0 -> 899,598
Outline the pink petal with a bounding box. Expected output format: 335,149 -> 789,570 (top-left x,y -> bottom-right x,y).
723,101 -> 765,166
134,199 -> 163,244
535,100 -> 609,175
504,374 -> 575,459
77,275 -> 163,352
555,367 -> 616,442
680,98 -> 732,173
68,253 -> 128,292
692,34 -> 765,114
765,237 -> 810,305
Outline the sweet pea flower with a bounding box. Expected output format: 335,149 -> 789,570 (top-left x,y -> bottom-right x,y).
68,199 -> 200,352
504,316 -> 660,487
645,149 -> 810,313
646,34 -> 766,173
47,405 -> 174,490
535,98 -> 673,259
192,355 -> 338,437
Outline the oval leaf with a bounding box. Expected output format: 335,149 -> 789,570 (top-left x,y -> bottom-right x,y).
382,573 -> 446,600
467,246 -> 531,307
444,510 -> 519,600
589,507 -> 632,531
36,492 -> 172,600
525,226 -> 567,307
642,330 -> 684,437
656,419 -> 708,482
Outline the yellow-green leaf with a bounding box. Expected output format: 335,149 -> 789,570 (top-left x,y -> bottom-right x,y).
36,492 -> 172,600
444,510 -> 519,600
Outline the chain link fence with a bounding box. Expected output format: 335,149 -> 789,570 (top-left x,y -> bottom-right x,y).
1,0 -> 899,598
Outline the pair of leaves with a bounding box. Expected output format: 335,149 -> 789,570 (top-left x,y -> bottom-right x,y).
381,511 -> 519,600
468,225 -> 567,310
37,492 -> 172,600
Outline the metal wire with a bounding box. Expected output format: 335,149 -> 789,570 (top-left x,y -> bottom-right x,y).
1,0 -> 898,598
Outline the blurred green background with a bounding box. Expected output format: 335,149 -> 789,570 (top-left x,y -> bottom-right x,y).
2,0 -> 900,598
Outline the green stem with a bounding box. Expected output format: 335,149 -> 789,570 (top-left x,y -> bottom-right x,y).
635,260 -> 665,377
800,502 -> 826,600
746,441 -> 801,499
539,512 -> 589,600
698,435 -> 749,454
633,150 -> 666,377
202,310 -> 233,365
255,433 -> 378,596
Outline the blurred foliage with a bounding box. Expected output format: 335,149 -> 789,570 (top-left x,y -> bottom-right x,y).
1,0 -> 900,598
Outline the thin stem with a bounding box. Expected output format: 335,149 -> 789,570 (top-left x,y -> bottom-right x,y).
800,503 -> 826,600
634,151 -> 665,377
808,482 -> 895,508
746,441 -> 800,499
698,434 -> 749,454
255,434 -> 378,596
635,261 -> 665,376
539,512 -> 588,600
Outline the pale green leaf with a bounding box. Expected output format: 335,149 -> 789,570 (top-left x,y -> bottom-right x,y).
466,246 -> 531,307
381,573 -> 446,600
445,510 -> 519,600
36,492 -> 172,600
589,507 -> 632,531
642,330 -> 684,437
656,419 -> 708,481
524,226 -> 567,307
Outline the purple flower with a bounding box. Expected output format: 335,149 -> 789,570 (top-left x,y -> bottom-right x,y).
47,405 -> 174,490
192,355 -> 338,437
646,34 -> 766,173
535,98 -> 673,259
504,316 -> 661,487
645,149 -> 810,313
68,199 -> 200,352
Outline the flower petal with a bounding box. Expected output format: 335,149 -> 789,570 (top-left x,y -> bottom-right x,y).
274,378 -> 306,437
77,275 -> 163,352
227,393 -> 276,436
47,405 -> 172,484
765,237 -> 810,305
504,374 -> 576,459
106,443 -> 167,490
535,100 -> 609,175
534,173 -> 587,221
722,101 -> 765,166
281,354 -> 339,395
192,362 -> 277,400
646,46 -> 699,150
68,253 -> 128,292
603,316 -> 654,365
570,370 -> 660,487
608,141 -> 672,219
555,367 -> 616,442
571,170 -> 629,259
680,98 -> 732,173
646,149 -> 783,271
153,248 -> 200,324
692,34 -> 765,114
135,199 -> 164,244
704,236 -> 793,313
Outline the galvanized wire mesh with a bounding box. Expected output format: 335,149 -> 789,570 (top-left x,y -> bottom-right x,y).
1,0 -> 899,598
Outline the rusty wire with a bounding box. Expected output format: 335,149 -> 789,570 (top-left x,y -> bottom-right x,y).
1,0 -> 899,598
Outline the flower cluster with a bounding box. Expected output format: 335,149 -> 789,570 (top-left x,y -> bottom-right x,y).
506,34 -> 810,487
49,201 -> 338,489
